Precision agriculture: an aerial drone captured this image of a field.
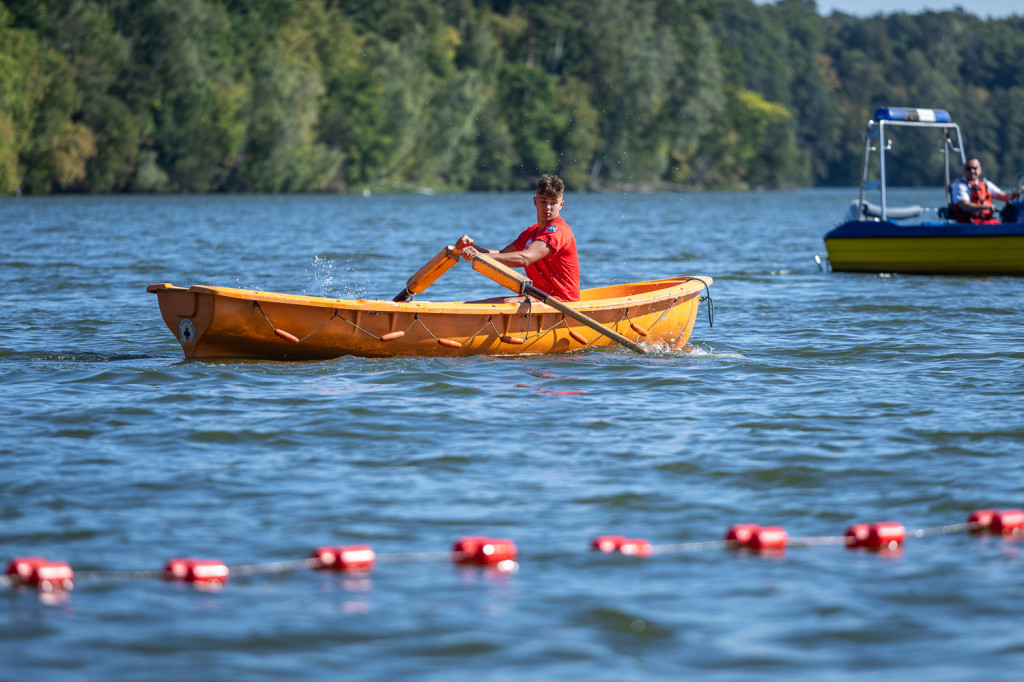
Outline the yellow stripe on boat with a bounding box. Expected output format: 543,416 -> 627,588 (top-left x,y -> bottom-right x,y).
825,235 -> 1024,275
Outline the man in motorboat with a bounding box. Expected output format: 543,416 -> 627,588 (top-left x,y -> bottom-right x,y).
950,157 -> 1023,224
456,173 -> 581,302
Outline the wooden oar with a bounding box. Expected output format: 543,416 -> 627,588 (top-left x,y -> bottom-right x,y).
469,254 -> 648,354
393,245 -> 463,302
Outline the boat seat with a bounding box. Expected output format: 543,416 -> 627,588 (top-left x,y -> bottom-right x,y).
848,200 -> 924,221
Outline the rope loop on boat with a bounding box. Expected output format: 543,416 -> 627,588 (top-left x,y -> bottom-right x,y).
252,301 -> 303,342
254,302 -> 416,344
298,309 -> 341,342
557,317 -> 590,346
680,277 -> 714,328
621,308 -> 651,338
637,302 -> 678,342
411,313 -> 438,341
473,316 -> 503,342
253,300 -> 275,329
330,309 -> 413,342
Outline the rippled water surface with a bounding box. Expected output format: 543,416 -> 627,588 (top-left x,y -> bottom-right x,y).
2,190 -> 1023,681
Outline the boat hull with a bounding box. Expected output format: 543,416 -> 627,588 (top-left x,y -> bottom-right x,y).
147,277 -> 712,360
824,221 -> 1024,275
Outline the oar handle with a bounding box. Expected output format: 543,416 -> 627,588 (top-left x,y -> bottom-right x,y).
470,254 -> 648,354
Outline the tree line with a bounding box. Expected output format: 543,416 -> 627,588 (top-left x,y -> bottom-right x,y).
1,0 -> 1022,195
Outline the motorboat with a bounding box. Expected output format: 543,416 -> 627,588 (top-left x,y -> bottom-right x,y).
821,106 -> 1024,275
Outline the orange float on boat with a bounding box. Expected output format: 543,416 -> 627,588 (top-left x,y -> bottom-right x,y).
146,275 -> 712,360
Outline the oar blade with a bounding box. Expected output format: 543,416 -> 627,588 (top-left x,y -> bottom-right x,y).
394,245 -> 461,302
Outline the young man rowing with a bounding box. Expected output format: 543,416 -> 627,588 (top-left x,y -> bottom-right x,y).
456,174 -> 580,302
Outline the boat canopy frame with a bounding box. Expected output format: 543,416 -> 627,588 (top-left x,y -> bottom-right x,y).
856,108 -> 966,222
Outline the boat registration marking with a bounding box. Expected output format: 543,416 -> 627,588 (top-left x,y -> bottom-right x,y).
178,318 -> 197,346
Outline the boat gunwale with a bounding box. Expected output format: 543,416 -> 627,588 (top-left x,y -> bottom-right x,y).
147,277 -> 713,316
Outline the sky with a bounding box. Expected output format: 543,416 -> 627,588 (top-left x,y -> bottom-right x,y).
768,0 -> 1020,19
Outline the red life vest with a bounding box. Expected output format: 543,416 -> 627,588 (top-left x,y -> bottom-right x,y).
951,179 -> 995,223
970,180 -> 995,221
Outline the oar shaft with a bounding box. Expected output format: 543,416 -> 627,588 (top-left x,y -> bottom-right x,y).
525,283 -> 648,354
470,254 -> 648,354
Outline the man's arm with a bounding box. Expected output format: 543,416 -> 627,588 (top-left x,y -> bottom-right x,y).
958,198 -> 994,216
495,239 -> 553,267
460,239 -> 552,268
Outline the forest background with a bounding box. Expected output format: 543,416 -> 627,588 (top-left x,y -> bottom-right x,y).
1,0 -> 1023,195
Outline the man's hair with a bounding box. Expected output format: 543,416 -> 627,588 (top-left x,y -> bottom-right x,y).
536,174 -> 564,198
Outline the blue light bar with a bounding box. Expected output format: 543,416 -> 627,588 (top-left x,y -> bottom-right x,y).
873,107 -> 951,123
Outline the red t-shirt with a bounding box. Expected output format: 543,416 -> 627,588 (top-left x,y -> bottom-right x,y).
512,216 -> 580,301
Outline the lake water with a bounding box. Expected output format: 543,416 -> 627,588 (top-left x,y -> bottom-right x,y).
2,189 -> 1022,681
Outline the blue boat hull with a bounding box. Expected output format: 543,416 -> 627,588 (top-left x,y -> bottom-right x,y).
824,220 -> 1024,275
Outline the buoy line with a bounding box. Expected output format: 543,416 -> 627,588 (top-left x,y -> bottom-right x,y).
3,509 -> 1020,599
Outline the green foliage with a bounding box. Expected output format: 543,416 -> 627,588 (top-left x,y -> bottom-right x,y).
3,0 -> 1024,194
234,5 -> 343,192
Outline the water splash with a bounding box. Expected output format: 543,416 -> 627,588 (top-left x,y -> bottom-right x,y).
304,253 -> 368,299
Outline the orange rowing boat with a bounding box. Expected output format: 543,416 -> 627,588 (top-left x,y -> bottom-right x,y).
147,276 -> 713,360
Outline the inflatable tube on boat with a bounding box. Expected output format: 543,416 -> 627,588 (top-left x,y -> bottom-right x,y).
847,200 -> 923,221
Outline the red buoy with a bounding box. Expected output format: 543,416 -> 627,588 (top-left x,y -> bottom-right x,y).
867,522 -> 905,550
452,536 -> 491,563
437,338 -> 462,349
6,556 -> 47,582
311,545 -> 376,572
967,509 -> 996,531
619,539 -> 652,556
590,536 -> 651,556
591,535 -> 628,553
380,331 -> 405,342
751,526 -> 788,550
569,330 -> 588,345
164,558 -> 229,584
967,509 -> 1024,534
726,525 -> 786,552
844,523 -> 872,546
629,322 -> 650,337
34,561 -> 74,591
725,524 -> 762,546
500,335 -> 525,344
6,557 -> 74,591
990,509 -> 1024,535
845,522 -> 905,550
477,539 -> 517,564
452,537 -> 517,565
